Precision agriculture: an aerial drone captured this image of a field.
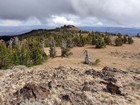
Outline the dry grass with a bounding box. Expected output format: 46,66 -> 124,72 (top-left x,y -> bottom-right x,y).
43,37 -> 140,69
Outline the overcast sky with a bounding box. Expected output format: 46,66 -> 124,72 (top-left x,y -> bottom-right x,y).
0,0 -> 140,27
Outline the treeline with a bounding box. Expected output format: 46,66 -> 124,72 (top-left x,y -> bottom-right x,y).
0,38 -> 47,69
43,32 -> 134,49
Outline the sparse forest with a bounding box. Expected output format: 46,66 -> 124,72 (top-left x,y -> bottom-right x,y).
0,37 -> 47,69
0,25 -> 134,69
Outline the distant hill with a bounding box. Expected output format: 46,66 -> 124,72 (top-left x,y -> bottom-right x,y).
0,25 -> 140,36
0,25 -> 87,41
80,26 -> 140,36
0,25 -> 52,36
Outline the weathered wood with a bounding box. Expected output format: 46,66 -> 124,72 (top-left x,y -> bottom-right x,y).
49,38 -> 56,57
84,50 -> 93,65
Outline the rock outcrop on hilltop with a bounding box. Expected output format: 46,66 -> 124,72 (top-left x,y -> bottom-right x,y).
0,66 -> 140,105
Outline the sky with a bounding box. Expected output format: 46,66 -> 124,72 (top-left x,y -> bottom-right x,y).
0,0 -> 140,27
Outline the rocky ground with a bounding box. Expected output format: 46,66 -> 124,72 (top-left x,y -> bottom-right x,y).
0,66 -> 139,105
0,38 -> 140,105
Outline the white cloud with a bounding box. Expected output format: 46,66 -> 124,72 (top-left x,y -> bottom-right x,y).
52,16 -> 75,25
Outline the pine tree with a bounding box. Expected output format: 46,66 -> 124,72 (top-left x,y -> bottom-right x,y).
0,43 -> 12,69
11,49 -> 20,65
31,47 -> 43,65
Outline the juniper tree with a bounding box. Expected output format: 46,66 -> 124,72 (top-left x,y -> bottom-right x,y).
104,36 -> 112,45
115,37 -> 123,46
128,37 -> 134,44
95,37 -> 106,48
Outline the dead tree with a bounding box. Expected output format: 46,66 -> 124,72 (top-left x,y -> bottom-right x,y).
84,50 -> 93,65
8,37 -> 21,48
49,38 -> 56,58
14,37 -> 20,46
8,38 -> 14,48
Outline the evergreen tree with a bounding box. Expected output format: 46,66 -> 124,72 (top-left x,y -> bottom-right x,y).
95,37 -> 106,48
31,47 -> 43,65
11,49 -> 20,65
123,36 -> 127,44
104,36 -> 112,45
0,43 -> 12,69
92,36 -> 97,45
128,37 -> 134,44
115,37 -> 123,46
79,35 -> 86,47
67,39 -> 73,48
61,41 -> 72,57
20,44 -> 33,66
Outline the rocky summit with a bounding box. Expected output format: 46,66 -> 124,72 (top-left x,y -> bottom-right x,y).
0,66 -> 139,105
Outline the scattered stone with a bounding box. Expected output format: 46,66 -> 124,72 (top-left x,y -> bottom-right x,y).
0,66 -> 139,105
106,82 -> 123,95
13,83 -> 49,104
61,94 -> 71,101
82,82 -> 97,92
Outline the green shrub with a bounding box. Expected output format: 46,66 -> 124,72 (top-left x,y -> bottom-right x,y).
95,38 -> 106,48
92,36 -> 97,45
93,59 -> 101,65
0,43 -> 12,69
61,47 -> 73,57
115,37 -> 123,46
0,39 -> 48,69
123,36 -> 127,44
104,36 -> 112,45
128,37 -> 134,44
